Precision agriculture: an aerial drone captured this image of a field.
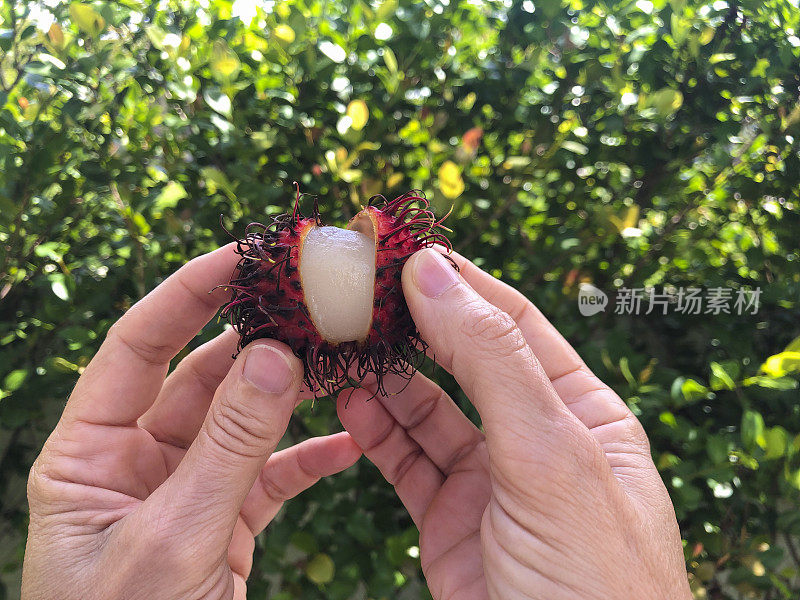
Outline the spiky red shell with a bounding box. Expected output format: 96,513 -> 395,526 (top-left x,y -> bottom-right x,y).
220,190 -> 455,397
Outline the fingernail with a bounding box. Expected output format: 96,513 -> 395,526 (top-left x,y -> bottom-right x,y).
243,345 -> 294,394
413,249 -> 460,298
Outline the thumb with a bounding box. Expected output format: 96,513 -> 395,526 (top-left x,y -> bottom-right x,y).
402,249 -> 599,484
161,339 -> 303,534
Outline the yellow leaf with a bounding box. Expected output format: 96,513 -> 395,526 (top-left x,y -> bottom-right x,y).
438,161 -> 464,199
383,47 -> 398,74
622,205 -> 640,229
440,178 -> 465,199
784,336 -> 800,352
210,41 -> 240,82
273,24 -> 295,44
648,88 -> 683,117
69,3 -> 106,38
305,554 -> 335,585
339,169 -> 362,183
346,100 -> 369,131
699,27 -> 715,45
761,351 -> 800,378
387,172 -> 403,188
48,23 -> 65,49
438,160 -> 461,185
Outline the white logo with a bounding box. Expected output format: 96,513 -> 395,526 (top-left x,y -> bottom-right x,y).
578,283 -> 608,316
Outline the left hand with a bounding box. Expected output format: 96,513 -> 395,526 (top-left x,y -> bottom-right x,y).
336,249 -> 690,600
22,244 -> 361,600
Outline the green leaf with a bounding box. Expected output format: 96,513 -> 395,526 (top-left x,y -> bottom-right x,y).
764,426 -> 788,459
3,368 -> 28,392
680,378 -> 709,403
670,14 -> 689,44
290,531 -> 318,554
145,25 -> 167,49
210,41 -> 240,82
709,53 -> 736,64
34,241 -> 67,261
741,410 -> 766,451
153,181 -> 187,214
561,140 -> 589,155
742,375 -> 798,390
50,274 -> 70,301
203,88 -> 232,117
201,167 -> 237,199
375,0 -> 399,22
706,435 -> 729,464
503,156 -> 533,169
383,47 -> 398,74
659,411 -> 678,428
619,356 -> 635,385
648,88 -> 683,117
731,451 -> 759,470
709,361 -> 736,390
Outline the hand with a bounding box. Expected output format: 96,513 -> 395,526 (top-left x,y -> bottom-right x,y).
22,245 -> 361,600
337,248 -> 691,600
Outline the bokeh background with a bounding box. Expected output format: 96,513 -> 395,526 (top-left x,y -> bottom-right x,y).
1,0 -> 800,597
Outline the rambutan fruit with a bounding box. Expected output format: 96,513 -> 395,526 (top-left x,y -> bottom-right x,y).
220,186 -> 456,397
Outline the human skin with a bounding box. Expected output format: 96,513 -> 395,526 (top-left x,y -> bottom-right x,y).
22,244 -> 692,600
22,244 -> 362,600
337,248 -> 693,600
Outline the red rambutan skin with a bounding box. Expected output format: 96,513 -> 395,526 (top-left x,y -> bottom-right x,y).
220,188 -> 455,397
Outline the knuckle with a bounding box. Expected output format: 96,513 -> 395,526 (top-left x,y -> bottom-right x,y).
106,318 -> 171,366
206,397 -> 271,459
617,413 -> 651,454
460,302 -> 527,357
26,443 -> 65,510
257,467 -> 293,504
26,456 -> 48,504
388,446 -> 424,486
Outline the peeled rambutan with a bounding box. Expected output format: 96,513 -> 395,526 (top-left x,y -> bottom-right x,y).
220,186 -> 455,397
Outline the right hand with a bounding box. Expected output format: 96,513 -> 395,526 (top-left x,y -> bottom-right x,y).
337,248 -> 691,600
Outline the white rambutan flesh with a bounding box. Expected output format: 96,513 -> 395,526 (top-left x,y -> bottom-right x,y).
299,226 -> 376,344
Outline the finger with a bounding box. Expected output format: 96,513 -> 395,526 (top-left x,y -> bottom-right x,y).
64,243 -> 240,427
337,388 -> 445,527
228,517 -> 255,580
446,250 -> 584,380
356,370 -> 484,475
139,328 -> 238,449
239,432 -> 361,534
401,249 -> 603,493
148,339 -> 303,540
445,251 -> 652,477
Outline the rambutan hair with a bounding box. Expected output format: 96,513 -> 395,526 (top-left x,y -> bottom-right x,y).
220,186 -> 456,397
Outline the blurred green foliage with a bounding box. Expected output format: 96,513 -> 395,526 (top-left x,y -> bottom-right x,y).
1,0 -> 800,597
